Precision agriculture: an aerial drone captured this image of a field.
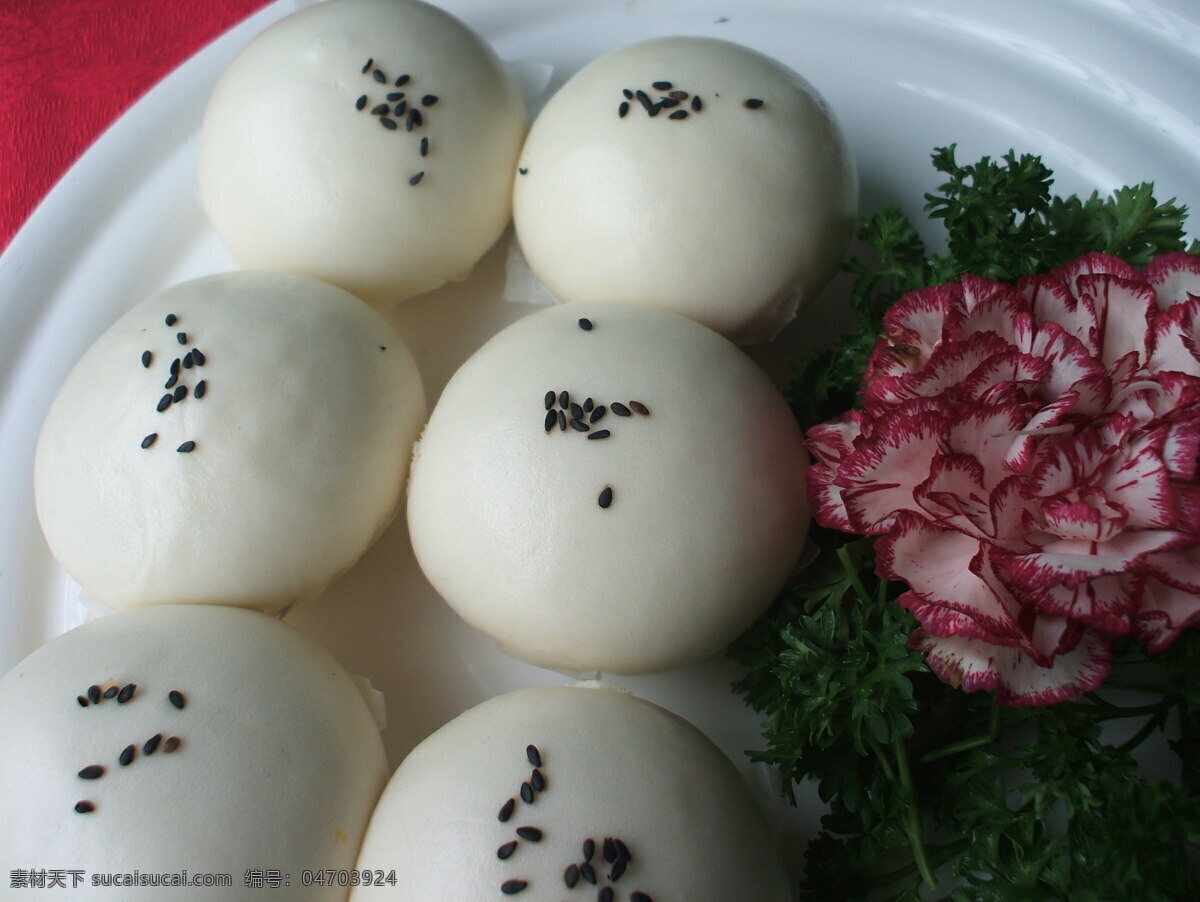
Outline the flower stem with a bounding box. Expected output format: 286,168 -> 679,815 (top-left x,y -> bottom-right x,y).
919,702 -> 1001,765
894,737 -> 937,890
837,545 -> 873,604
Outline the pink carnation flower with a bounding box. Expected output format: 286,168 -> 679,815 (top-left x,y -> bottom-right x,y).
808,252 -> 1200,704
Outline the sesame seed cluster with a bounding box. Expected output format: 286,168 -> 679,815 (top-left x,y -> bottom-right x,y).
353,58 -> 435,187
71,686 -> 187,816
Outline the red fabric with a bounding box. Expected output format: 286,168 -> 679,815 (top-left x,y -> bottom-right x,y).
0,0 -> 273,253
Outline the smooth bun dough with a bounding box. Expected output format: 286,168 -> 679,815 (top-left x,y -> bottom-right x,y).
198,0 -> 527,307
34,271 -> 425,612
351,685 -> 789,901
0,605 -> 387,900
513,36 -> 857,344
407,303 -> 809,675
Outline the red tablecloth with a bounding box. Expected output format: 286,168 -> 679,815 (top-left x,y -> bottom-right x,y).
0,0 -> 274,253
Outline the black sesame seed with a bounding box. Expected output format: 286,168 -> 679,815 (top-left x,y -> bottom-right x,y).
499,798 -> 516,822
559,391 -> 570,408
393,100 -> 407,117
176,441 -> 196,453
526,744 -> 542,767
163,736 -> 181,753
117,683 -> 136,703
356,94 -> 368,110
170,357 -> 181,375
172,385 -> 187,403
518,167 -> 527,175
119,744 -> 135,767
635,89 -> 653,111
168,690 -> 186,709
587,429 -> 611,440
500,881 -> 527,896
361,58 -> 373,74
648,102 -> 662,117
669,109 -> 688,120
578,317 -> 593,331
610,857 -> 628,881
77,695 -> 88,707
629,401 -> 650,415
74,801 -> 95,814
745,98 -> 764,108
570,419 -> 589,433
379,117 -> 398,130
603,838 -> 617,863
141,433 -> 157,450
544,390 -> 556,410
631,893 -> 653,902
659,97 -> 679,109
497,841 -> 518,860
669,90 -> 689,100
652,80 -> 672,90
570,403 -> 584,420
194,380 -> 207,399
165,313 -> 177,326
420,136 -> 428,157
182,351 -> 194,369
564,865 -> 580,888
611,402 -> 630,416
386,91 -> 405,101
520,781 -> 534,803
590,406 -> 606,423
614,839 -> 631,861
583,398 -> 594,412
544,410 -> 557,432
558,411 -> 567,431
164,372 -> 178,390
372,69 -> 386,83
103,686 -> 119,699
176,332 -> 187,345
395,74 -> 410,86
618,101 -> 629,118
531,768 -> 546,791
371,103 -> 390,116
141,350 -> 152,368
409,171 -> 425,186
583,839 -> 595,861
581,863 -> 597,885
515,826 -> 542,842
78,764 -> 105,780
421,94 -> 438,106
190,348 -> 205,366
692,95 -> 702,111
622,88 -> 633,99
598,486 -> 613,509
144,734 -> 163,755
87,685 -> 101,704
600,888 -> 614,902
407,108 -> 423,130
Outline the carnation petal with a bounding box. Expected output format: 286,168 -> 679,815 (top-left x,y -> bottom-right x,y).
1021,275 -> 1094,352
882,283 -> 960,352
1143,250 -> 1200,308
1075,273 -> 1156,370
880,518 -> 1026,645
1027,573 -> 1138,634
838,411 -> 946,532
807,412 -> 866,464
911,628 -> 1112,705
996,530 -> 1187,590
1147,296 -> 1200,376
1135,576 -> 1200,652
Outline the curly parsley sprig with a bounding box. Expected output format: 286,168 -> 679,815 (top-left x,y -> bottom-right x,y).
732,147 -> 1200,900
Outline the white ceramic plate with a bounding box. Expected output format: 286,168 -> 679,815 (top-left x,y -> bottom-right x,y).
2,0 -> 1198,881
